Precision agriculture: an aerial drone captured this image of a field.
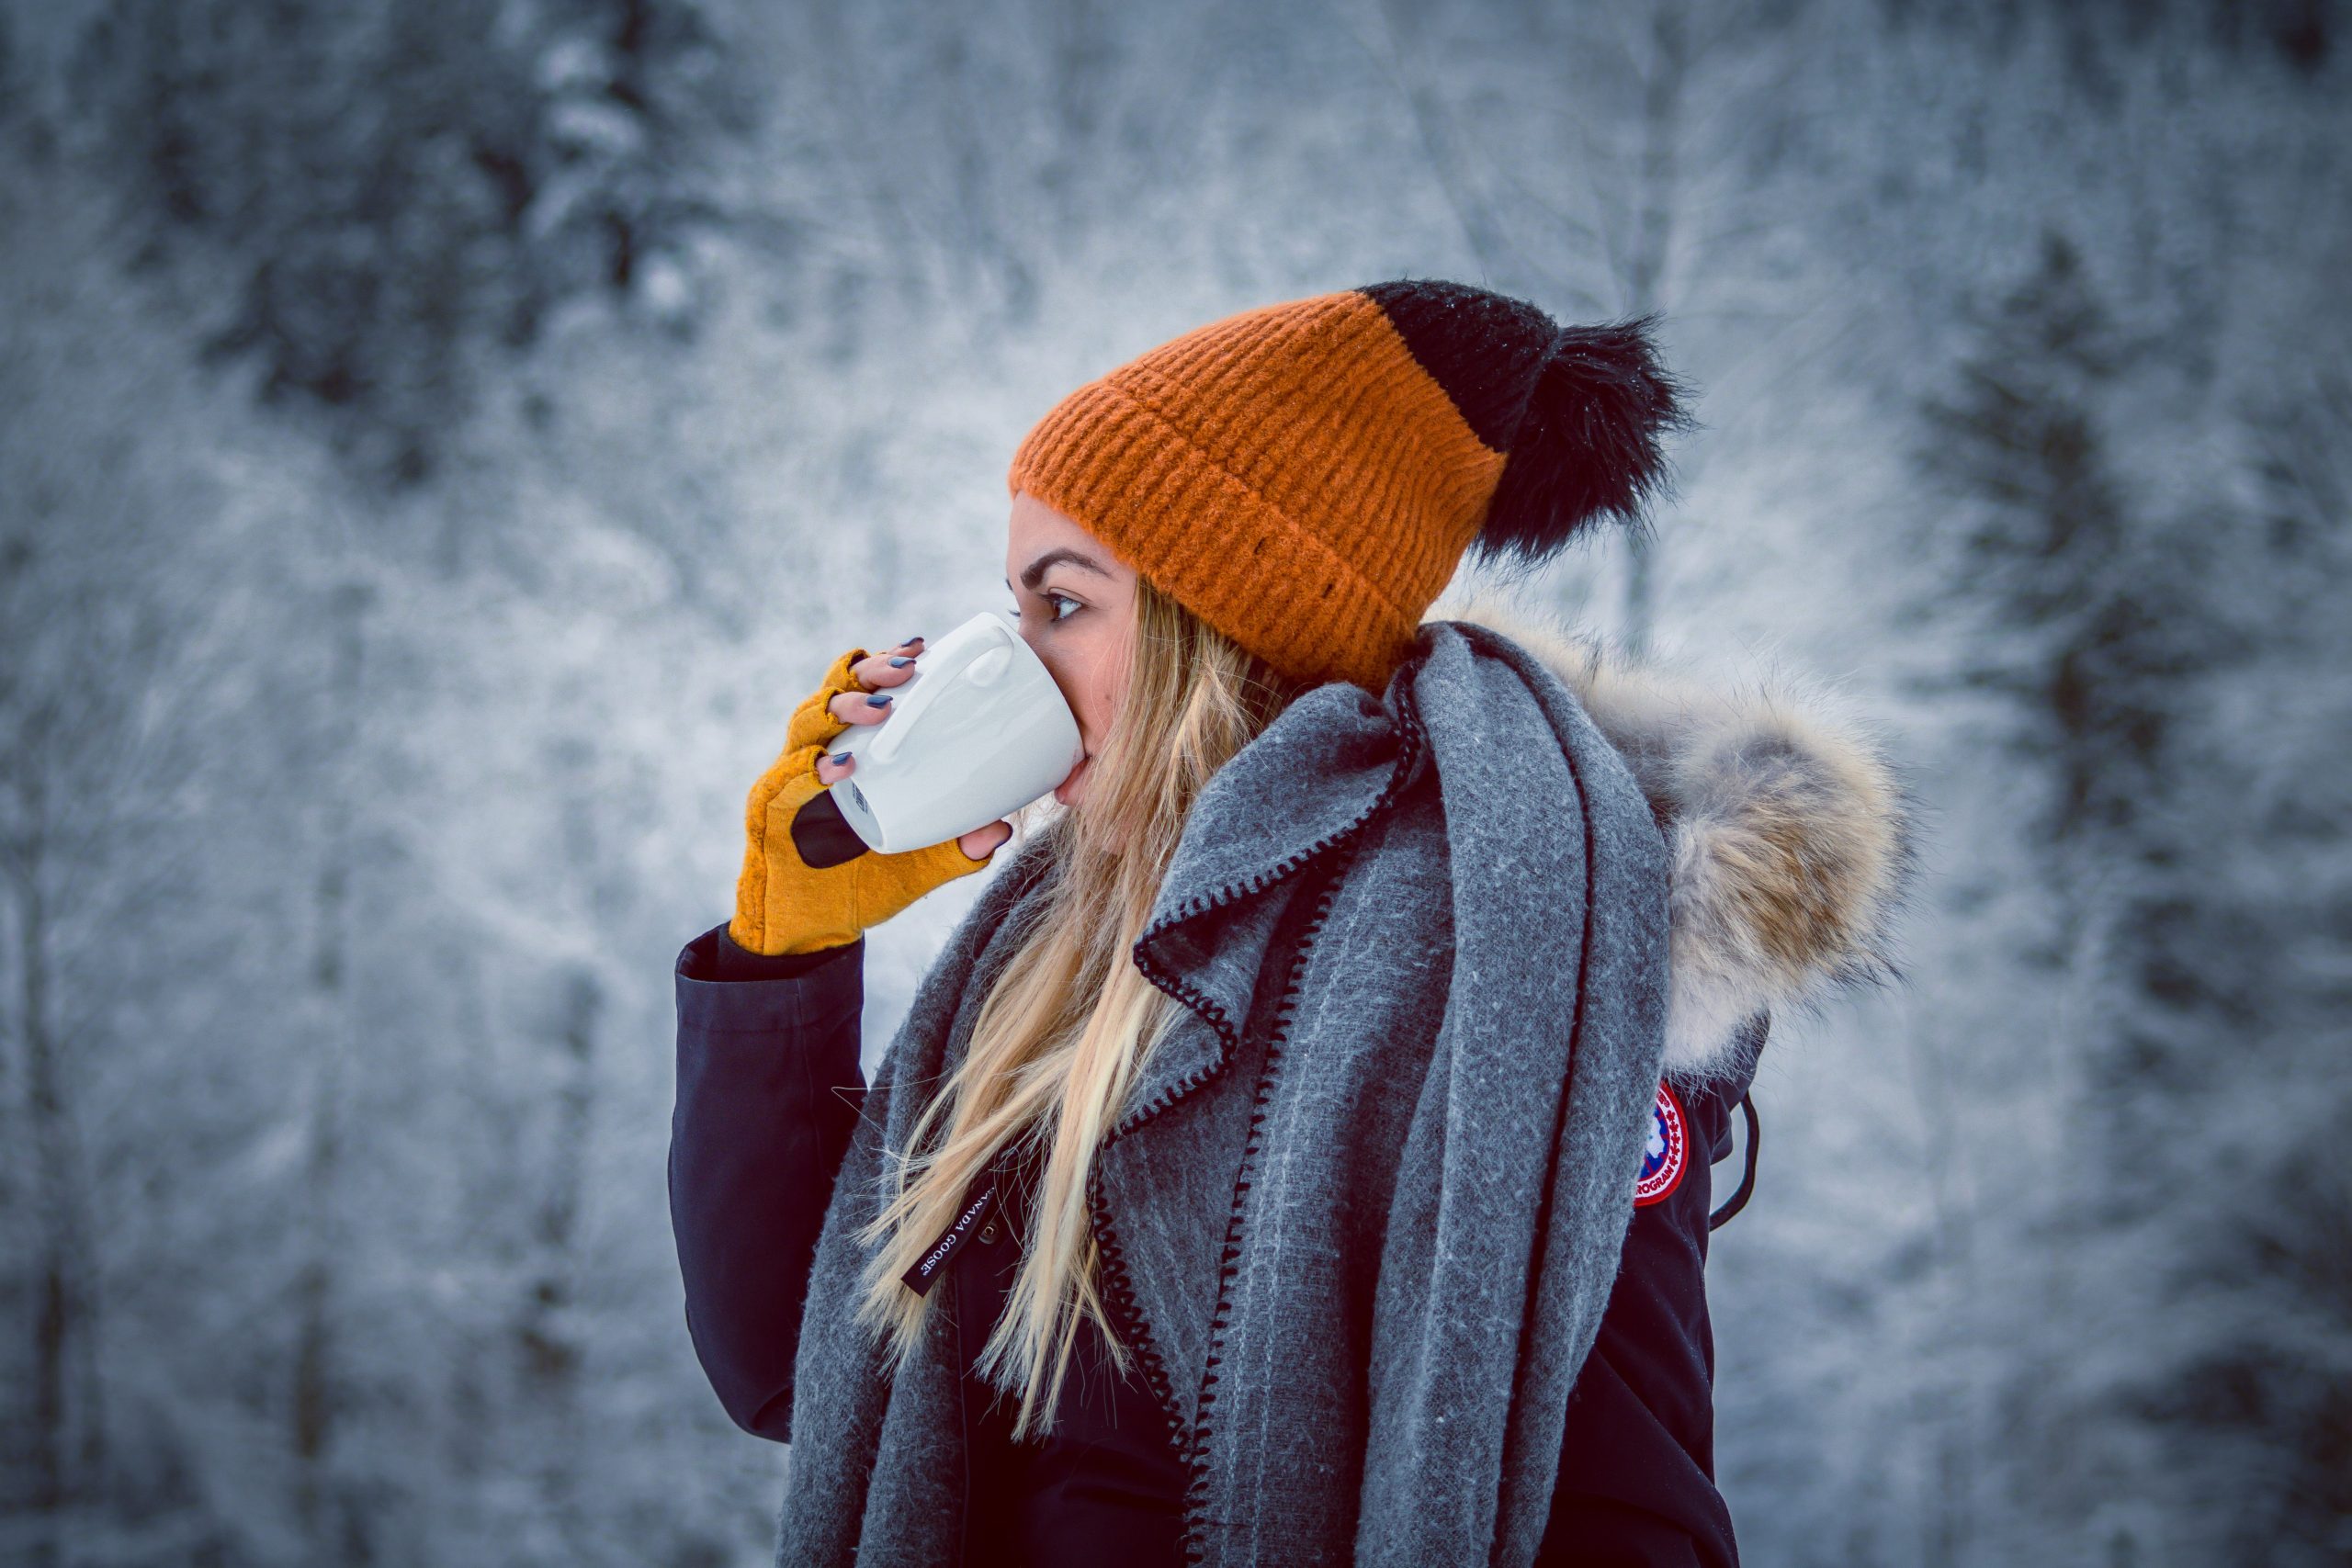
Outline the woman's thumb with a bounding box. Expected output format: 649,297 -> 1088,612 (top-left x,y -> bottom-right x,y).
956,819 -> 1014,863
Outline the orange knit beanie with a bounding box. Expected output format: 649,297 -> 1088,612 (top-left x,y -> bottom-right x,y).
1005,278 -> 1697,694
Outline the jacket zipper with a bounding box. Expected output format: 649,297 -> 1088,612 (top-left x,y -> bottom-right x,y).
944,1149 -> 1023,1567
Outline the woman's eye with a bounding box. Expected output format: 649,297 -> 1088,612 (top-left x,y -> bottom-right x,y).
1012,592 -> 1081,623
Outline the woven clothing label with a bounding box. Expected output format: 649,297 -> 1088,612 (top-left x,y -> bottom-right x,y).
1633,1080 -> 1689,1208
899,1179 -> 999,1297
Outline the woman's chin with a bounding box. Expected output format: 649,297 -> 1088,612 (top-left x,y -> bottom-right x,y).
1053,752 -> 1091,807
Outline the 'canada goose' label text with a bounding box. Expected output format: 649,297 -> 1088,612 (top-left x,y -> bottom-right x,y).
900,1179 -> 998,1297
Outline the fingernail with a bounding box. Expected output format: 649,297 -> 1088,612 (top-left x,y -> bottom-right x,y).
868,693 -> 892,707
888,656 -> 913,667
835,750 -> 854,765
902,634 -> 924,647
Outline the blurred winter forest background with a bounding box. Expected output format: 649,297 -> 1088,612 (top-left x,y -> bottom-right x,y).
2,0 -> 2346,1563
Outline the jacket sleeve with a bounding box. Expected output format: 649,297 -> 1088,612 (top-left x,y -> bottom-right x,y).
1532,1076 -> 1745,1568
667,920 -> 868,1443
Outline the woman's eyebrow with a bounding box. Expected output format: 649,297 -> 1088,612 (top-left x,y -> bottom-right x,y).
1006,547 -> 1112,593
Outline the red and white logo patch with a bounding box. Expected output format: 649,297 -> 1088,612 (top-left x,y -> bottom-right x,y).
1634,1081 -> 1688,1207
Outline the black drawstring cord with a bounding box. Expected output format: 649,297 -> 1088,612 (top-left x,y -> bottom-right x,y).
1707,1090 -> 1760,1231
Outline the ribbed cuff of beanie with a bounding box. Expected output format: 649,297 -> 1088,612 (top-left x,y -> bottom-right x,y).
1009,377 -> 1416,694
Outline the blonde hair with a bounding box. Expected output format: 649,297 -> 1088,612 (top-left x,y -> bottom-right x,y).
853,574 -> 1308,1437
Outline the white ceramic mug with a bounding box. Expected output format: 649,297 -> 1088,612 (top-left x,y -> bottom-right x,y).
823,610 -> 1083,854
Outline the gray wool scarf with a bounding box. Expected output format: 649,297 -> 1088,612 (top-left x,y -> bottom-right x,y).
772,617 -> 1673,1567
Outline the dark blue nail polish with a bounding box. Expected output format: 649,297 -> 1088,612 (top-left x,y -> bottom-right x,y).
888,656 -> 913,667
868,693 -> 892,707
903,633 -> 924,646
836,750 -> 853,764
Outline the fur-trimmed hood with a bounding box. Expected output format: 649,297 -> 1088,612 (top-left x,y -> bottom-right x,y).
1427,582 -> 1922,1087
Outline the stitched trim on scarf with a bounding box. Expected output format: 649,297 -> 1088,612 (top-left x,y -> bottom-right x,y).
1172,837 -> 1356,1564
1088,660 -> 1435,1561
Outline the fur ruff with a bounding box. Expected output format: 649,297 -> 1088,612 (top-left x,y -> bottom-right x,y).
1427,581 -> 1923,1087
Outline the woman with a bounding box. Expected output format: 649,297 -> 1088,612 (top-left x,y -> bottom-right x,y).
670,280 -> 1917,1566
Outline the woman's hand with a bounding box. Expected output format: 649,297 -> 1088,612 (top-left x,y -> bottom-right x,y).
729,636 -> 1018,956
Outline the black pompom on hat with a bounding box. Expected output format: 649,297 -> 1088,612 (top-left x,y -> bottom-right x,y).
1355,278 -> 1700,574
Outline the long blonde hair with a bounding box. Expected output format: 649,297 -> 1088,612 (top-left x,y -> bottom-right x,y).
853,574 -> 1309,1437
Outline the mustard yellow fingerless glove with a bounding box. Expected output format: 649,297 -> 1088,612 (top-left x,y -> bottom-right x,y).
729,645 -> 1001,956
